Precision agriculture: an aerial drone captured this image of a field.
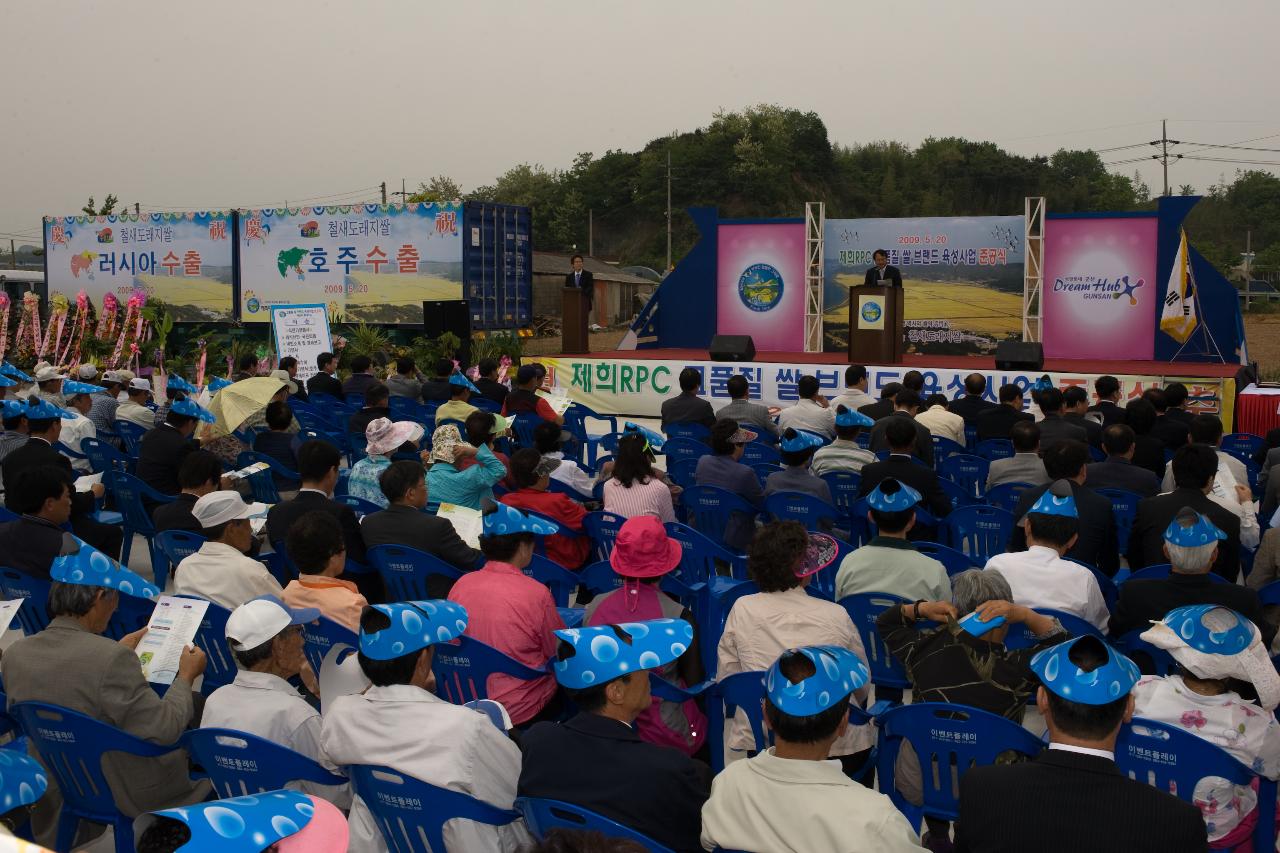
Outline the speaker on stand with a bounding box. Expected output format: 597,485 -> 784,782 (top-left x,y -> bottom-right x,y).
709,335 -> 756,362
994,340 -> 1045,371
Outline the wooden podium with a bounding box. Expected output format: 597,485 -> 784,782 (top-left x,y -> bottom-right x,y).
562,287 -> 590,354
847,284 -> 904,363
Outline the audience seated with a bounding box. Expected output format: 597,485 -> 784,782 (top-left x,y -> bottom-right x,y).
1086,374 -> 1127,427
716,374 -> 781,439
426,422 -> 506,511
535,420 -> 595,498
233,353 -> 261,382
436,372 -> 481,426
282,510 -> 369,630
1159,414 -> 1259,549
954,636 -> 1206,852
718,522 -> 873,777
765,429 -> 834,505
835,478 -> 950,602
948,373 -> 998,427
1110,507 -> 1270,644
1133,605 -> 1280,847
278,356 -> 307,402
1084,424 -> 1161,497
0,400 -> 29,467
810,406 -> 876,477
0,465 -> 75,579
583,517 -> 706,755
984,481 -> 1110,631
135,394 -> 210,497
1145,387 -> 1192,452
386,356 -> 423,402
420,358 -> 456,403
456,410 -> 514,487
1061,386 -> 1103,448
603,431 -> 676,524
252,400 -> 301,480
85,371 -> 122,437
858,381 -> 901,422
776,374 -> 837,440
974,382 -> 1034,441
660,367 -> 716,433
916,392 -> 966,446
361,460 -> 480,598
501,449 -> 590,569
1247,527 -> 1280,644
693,420 -> 763,551
306,351 -> 345,401
266,440 -> 369,567
868,389 -> 934,465
1162,381 -> 1195,425
1123,397 -> 1171,477
474,358 -> 509,406
340,354 -> 379,399
174,490 -> 283,608
519,619 -> 711,853
1128,444 -> 1241,580
59,382 -> 99,472
347,418 -> 424,510
447,503 -> 566,727
503,364 -> 565,425
115,377 -> 156,430
857,417 -> 953,520
831,364 -> 876,414
985,420 -> 1049,490
322,600 -> 530,852
1032,387 -> 1087,454
701,646 -> 920,853
347,381 -> 391,436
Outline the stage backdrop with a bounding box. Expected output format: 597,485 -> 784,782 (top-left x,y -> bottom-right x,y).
1042,214 -> 1158,360
237,203 -> 463,324
42,213 -> 234,321
715,222 -> 806,351
822,216 -> 1024,356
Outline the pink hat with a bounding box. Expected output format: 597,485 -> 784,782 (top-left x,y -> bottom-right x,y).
795,532 -> 839,578
365,417 -> 425,456
610,515 -> 682,578
276,795 -> 348,852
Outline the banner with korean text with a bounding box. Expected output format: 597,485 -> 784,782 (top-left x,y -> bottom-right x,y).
716,222 -> 807,351
237,203 -> 463,324
1042,215 -> 1158,360
42,212 -> 234,321
270,304 -> 332,383
822,216 -> 1024,355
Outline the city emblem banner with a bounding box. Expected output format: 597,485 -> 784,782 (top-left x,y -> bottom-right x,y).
716,222 -> 807,351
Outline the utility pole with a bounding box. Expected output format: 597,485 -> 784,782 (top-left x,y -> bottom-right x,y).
665,146 -> 672,272
134,202 -> 140,216
1154,119 -> 1182,197
402,178 -> 407,204
9,240 -> 15,268
380,182 -> 387,204
588,209 -> 593,258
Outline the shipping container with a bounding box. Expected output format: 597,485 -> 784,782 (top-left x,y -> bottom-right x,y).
462,202 -> 532,331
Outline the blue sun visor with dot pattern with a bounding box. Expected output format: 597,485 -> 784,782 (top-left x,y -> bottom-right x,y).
209,377 -> 233,392
171,397 -> 216,424
1163,507 -> 1227,547
552,619 -> 694,689
0,750 -> 47,812
24,398 -> 76,421
0,362 -> 31,382
765,645 -> 869,717
147,790 -> 314,851
359,600 -> 469,661
867,478 -> 922,512
834,407 -> 874,428
482,502 -> 559,537
779,429 -> 825,453
623,422 -> 665,452
61,380 -> 105,396
167,374 -> 198,393
1030,636 -> 1139,706
51,536 -> 160,600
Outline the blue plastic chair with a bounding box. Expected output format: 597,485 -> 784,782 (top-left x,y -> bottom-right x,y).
563,404 -> 618,468
985,481 -> 1035,513
1125,563 -> 1228,584
236,451 -> 301,504
80,436 -> 134,475
695,577 -> 759,678
750,463 -> 784,487
517,797 -> 676,852
665,422 -> 710,441
578,560 -> 624,599
739,441 -> 781,466
875,702 -> 1045,830
152,529 -> 207,585
335,494 -> 385,517
350,763 -> 520,853
301,614 -> 359,676
1260,580 -> 1280,607
1117,717 -> 1277,853
1095,487 -> 1142,555
104,470 -> 174,571
510,413 -> 544,449
368,544 -> 467,601
932,435 -> 967,465
13,701 -> 185,853
663,437 -> 712,466
1066,558 -> 1120,613
103,591 -> 156,642
1003,607 -> 1107,650
388,395 -> 430,421
974,438 -> 1015,461
582,511 -> 626,562
964,425 -> 978,450
764,491 -> 840,533
174,595 -> 237,694
432,635 -> 550,705
184,728 -> 348,797
707,671 -> 770,774
943,505 -> 1015,563
112,420 -> 147,456
936,476 -> 974,512
681,485 -> 762,553
1112,629 -> 1177,675
913,542 -> 980,578
839,592 -> 913,691
0,569 -> 51,636
525,553 -> 581,607
821,470 -> 863,519
668,457 -> 699,491
939,454 -> 990,501
1221,432 -> 1265,460
664,521 -> 746,583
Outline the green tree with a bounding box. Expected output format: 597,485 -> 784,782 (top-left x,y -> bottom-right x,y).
407,176 -> 462,203
82,194 -> 120,216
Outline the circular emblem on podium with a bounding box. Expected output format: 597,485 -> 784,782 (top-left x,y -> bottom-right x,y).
861,300 -> 883,323
738,263 -> 783,313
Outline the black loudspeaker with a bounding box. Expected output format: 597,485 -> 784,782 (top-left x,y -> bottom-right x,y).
423,300 -> 472,365
709,335 -> 756,362
995,340 -> 1045,371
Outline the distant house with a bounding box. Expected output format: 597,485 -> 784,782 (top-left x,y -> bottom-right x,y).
532,252 -> 656,327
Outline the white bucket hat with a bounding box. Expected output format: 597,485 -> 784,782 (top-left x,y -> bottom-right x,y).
365,417 -> 424,456
1141,605 -> 1280,711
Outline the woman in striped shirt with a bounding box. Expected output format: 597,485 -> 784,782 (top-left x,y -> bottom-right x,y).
603,432 -> 676,523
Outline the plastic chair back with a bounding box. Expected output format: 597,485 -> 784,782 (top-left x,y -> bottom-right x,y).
335,494 -> 384,517
751,463 -> 783,487
663,437 -> 712,465
1125,563 -> 1227,584
820,470 -> 863,515
665,422 -> 710,442
350,764 -> 519,853
517,797 -> 676,853
964,424 -> 978,450
711,671 -> 769,769
81,437 -> 134,475
301,615 -> 359,676
681,485 -> 760,552
103,592 -> 155,642
367,544 -> 466,601
581,511 -> 625,563
153,529 -> 207,584
388,396 -> 427,421
432,635 -> 549,705
974,439 -> 1015,461
739,441 -> 780,466
764,491 -> 840,533
936,477 -> 974,512
184,728 -> 347,797
943,505 -> 1015,563
932,435 -> 967,465
0,570 -> 50,635
1112,629 -> 1177,675
912,542 -> 979,578
106,470 -> 175,567
664,521 -> 744,584
875,702 -> 1045,829
939,454 -> 990,500
839,592 -> 913,690
1094,487 -> 1142,554
525,553 -> 580,607
1221,432 -> 1265,460
577,561 -> 624,598
985,481 -> 1035,513
113,420 -> 147,456
695,577 -> 758,678
1003,607 -> 1106,650
667,457 -> 699,491
174,595 -> 237,693
510,413 -> 543,449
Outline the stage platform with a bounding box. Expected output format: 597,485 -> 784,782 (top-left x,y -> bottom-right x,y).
530,348 -> 1243,424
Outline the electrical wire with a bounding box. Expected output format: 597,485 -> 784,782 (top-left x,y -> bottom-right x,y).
138,185 -> 382,212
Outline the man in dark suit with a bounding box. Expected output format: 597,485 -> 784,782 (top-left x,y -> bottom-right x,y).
1144,388 -> 1191,452
360,459 -> 480,598
1007,440 -> 1119,576
1062,386 -> 1103,449
857,381 -> 901,422
868,389 -> 934,466
1086,375 -> 1127,427
135,400 -> 203,496
954,636 -> 1206,853
863,249 -> 902,287
1085,424 -> 1161,498
1163,382 -> 1195,425
474,358 -> 509,407
347,382 -> 392,435
858,417 -> 952,520
1034,387 -> 1087,453
0,465 -> 74,579
975,383 -> 1034,441
948,373 -> 997,426
305,352 -> 344,401
566,253 -> 594,310
1128,444 -> 1240,580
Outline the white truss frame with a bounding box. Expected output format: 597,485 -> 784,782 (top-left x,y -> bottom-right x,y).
1023,197 -> 1046,342
805,202 -> 825,353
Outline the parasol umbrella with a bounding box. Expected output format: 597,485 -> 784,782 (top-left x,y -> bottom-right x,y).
199,376 -> 285,439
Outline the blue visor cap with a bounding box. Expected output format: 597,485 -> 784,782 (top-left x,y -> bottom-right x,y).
0,362 -> 31,382
1163,507 -> 1227,547
482,502 -> 559,537
149,789 -> 314,851
24,399 -> 75,420
1028,481 -> 1077,519
1031,376 -> 1054,392
1162,604 -> 1254,656
1030,636 -> 1139,705
62,380 -> 105,395
208,377 -> 233,392
780,430 -> 824,453
0,374 -> 14,388
51,536 -> 160,600
834,407 -> 873,428
553,618 -> 694,689
167,374 -> 198,393
448,372 -> 481,394
623,422 -> 664,452
359,600 -> 468,661
766,645 -> 870,716
867,478 -> 922,512
0,749 -> 48,811
171,397 -> 216,424
0,400 -> 25,419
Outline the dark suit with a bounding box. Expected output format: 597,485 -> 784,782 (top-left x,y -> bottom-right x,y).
948,394 -> 997,427
1,437 -> 122,559
1131,434 -> 1168,478
348,406 -> 391,436
1007,480 -> 1119,576
1128,487 -> 1240,580
1087,400 -> 1127,427
1036,415 -> 1087,453
954,749 -> 1207,853
857,399 -> 896,422
135,423 -> 199,496
863,264 -> 902,287
0,515 -> 65,579
868,411 -> 934,466
420,378 -> 452,403
1150,414 -> 1191,452
857,454 -> 952,519
475,378 -> 509,407
974,405 -> 1034,441
1063,412 -> 1103,448
341,373 -> 379,399
518,713 -> 710,853
1166,407 -> 1195,426
566,269 -> 595,309
360,504 -> 481,598
266,490 -> 373,597
1085,456 -> 1161,498
1109,572 -> 1274,645
306,371 -> 344,401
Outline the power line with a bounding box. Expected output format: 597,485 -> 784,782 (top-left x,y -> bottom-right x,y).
1177,141 -> 1280,154
1181,155 -> 1280,167
138,185 -> 382,212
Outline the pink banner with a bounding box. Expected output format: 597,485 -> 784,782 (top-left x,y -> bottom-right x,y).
1043,216 -> 1157,360
716,222 -> 806,351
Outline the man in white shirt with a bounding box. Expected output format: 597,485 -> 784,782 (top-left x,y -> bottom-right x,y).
59,381 -> 100,473
811,406 -> 877,477
830,364 -> 876,413
701,645 -> 920,852
33,364 -> 67,409
533,420 -> 595,498
202,595 -> 348,805
984,481 -> 1110,631
115,378 -> 157,430
322,600 -> 531,853
174,490 -> 283,609
1161,413 -> 1259,549
776,374 -> 835,440
915,392 -> 967,447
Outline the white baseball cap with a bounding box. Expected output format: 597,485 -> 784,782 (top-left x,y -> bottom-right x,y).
225,595 -> 320,651
76,364 -> 99,380
33,366 -> 66,383
128,378 -> 151,393
192,490 -> 256,528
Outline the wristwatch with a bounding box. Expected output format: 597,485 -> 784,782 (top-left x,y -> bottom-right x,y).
912,599 -> 926,621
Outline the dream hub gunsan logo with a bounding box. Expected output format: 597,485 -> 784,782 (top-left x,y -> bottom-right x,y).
737,263 -> 783,312
1051,275 -> 1145,305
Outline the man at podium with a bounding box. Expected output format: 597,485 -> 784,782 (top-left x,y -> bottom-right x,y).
863,249 -> 902,287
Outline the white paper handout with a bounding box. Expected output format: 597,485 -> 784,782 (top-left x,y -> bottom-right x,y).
0,599 -> 24,638
224,461 -> 271,481
437,502 -> 482,548
74,472 -> 103,493
536,390 -> 575,416
135,596 -> 210,685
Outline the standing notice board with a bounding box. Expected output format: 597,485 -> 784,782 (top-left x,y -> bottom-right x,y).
271,304 -> 332,382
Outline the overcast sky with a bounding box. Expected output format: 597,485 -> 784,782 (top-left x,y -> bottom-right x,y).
3,0 -> 1277,245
